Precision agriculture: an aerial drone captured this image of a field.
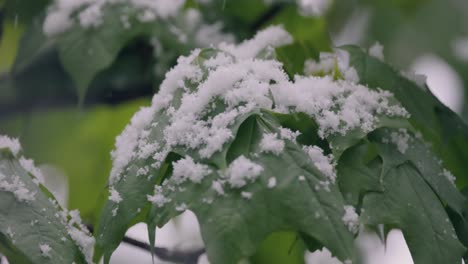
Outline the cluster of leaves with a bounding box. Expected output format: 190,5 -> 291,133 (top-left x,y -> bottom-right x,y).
2,0 -> 468,264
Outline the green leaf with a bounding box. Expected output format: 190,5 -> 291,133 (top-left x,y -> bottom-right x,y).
0,145 -> 90,264
343,45 -> 468,188
56,5 -> 158,103
147,112 -> 356,264
338,128 -> 467,264
448,188 -> 468,263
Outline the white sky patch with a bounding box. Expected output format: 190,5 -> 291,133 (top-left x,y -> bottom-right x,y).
226,156 -> 263,188
369,42 -> 384,61
172,157 -> 211,184
305,247 -> 343,264
400,70 -> 427,89
297,0 -> 332,16
0,135 -> 21,156
342,205 -> 359,234
259,133 -> 285,155
39,243 -> 52,257
411,54 -> 464,113
109,187 -> 123,203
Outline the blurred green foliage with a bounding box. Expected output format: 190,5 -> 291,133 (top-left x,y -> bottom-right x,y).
0,99 -> 148,223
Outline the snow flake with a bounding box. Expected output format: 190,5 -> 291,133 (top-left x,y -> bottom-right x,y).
241,191 -> 253,199
39,243 -> 52,257
368,42 -> 384,61
108,187 -> 122,203
172,157 -> 211,184
342,205 -> 359,234
385,128 -> 411,154
303,146 -> 336,183
441,169 -> 456,185
279,127 -> 301,142
0,135 -> 21,156
147,186 -> 171,207
212,180 -> 225,195
226,156 -> 263,188
267,177 -> 277,188
0,174 -> 36,202
259,133 -> 285,155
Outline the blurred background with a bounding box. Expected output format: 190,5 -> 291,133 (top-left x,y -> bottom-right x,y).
1,0 -> 467,263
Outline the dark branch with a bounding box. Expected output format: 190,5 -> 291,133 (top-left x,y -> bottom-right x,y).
250,3 -> 287,33
86,225 -> 205,264
122,236 -> 205,264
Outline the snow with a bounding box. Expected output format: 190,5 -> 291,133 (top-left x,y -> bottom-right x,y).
267,177 -> 277,188
384,129 -> 410,154
219,25 -> 293,59
172,157 -> 212,184
303,146 -> 336,183
19,157 -> 44,184
39,243 -> 52,257
147,186 -> 171,207
241,191 -> 253,199
109,187 -> 123,203
304,57 -> 334,76
342,205 -> 359,234
67,226 -> 95,263
279,127 -> 301,142
110,106 -> 156,185
273,75 -> 408,138
44,0 -> 185,35
106,24 -> 412,227
369,42 -> 384,61
226,156 -> 263,188
441,169 -> 456,185
259,133 -> 285,155
0,174 -> 36,202
211,180 -> 225,195
0,135 -> 21,156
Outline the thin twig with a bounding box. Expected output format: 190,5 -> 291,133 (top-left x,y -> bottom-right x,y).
122,236 -> 205,264
87,225 -> 205,264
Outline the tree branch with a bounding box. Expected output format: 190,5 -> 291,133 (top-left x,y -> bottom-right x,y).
122,236 -> 205,264
86,225 -> 205,264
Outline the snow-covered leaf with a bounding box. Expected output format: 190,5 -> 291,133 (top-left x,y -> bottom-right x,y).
0,137 -> 94,264
337,128 -> 467,264
146,111 -> 356,263
344,45 -> 468,188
